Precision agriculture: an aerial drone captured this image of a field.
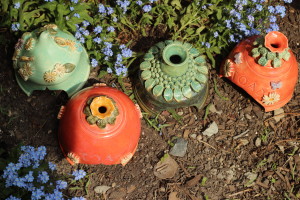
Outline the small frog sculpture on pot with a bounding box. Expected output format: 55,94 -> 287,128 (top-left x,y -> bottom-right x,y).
12,24 -> 90,96
220,31 -> 298,112
134,40 -> 210,115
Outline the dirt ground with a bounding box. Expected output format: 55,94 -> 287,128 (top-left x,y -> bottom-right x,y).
1,2 -> 300,200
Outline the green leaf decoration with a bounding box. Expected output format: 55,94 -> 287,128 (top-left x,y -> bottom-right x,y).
191,81 -> 203,92
153,85 -> 164,97
183,42 -> 192,50
195,73 -> 207,83
141,70 -> 152,80
163,88 -> 173,102
282,50 -> 291,61
144,53 -> 154,61
258,56 -> 268,66
196,65 -> 208,74
272,58 -> 281,68
174,88 -> 184,102
156,41 -> 166,50
140,61 -> 151,70
145,78 -> 157,91
149,46 -> 159,54
189,48 -> 200,57
259,47 -> 268,55
195,56 -> 206,64
64,63 -> 75,73
182,86 -> 192,98
165,40 -> 173,45
173,40 -> 182,45
267,52 -> 276,60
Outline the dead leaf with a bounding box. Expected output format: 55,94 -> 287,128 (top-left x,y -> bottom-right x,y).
154,154 -> 179,179
168,192 -> 182,200
185,174 -> 202,187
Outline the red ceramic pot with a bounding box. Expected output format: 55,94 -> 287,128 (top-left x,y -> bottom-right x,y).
220,31 -> 298,112
58,84 -> 142,165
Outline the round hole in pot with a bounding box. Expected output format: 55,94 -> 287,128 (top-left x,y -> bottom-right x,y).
98,106 -> 107,113
170,55 -> 182,64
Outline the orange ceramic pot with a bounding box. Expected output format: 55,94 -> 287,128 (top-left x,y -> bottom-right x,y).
58,84 -> 142,165
220,31 -> 298,112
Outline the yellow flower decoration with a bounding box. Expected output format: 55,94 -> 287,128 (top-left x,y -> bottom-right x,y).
43,71 -> 57,83
262,92 -> 280,105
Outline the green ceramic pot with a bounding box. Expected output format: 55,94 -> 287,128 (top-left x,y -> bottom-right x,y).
134,40 -> 209,115
12,24 -> 90,96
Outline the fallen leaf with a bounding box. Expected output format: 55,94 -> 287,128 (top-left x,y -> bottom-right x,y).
154,154 -> 179,179
185,174 -> 202,187
168,192 -> 182,200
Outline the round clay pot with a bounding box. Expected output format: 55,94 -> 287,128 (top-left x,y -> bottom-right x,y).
134,40 -> 209,115
220,31 -> 298,112
58,84 -> 142,165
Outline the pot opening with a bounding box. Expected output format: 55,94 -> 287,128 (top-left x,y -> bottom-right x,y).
170,55 -> 183,64
271,43 -> 280,48
98,106 -> 107,114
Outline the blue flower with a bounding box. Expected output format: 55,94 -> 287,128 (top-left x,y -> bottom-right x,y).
275,5 -> 286,18
107,67 -> 113,73
283,0 -> 292,3
37,171 -> 49,184
71,0 -> 78,3
225,19 -> 232,29
5,195 -> 21,200
70,6 -> 74,11
82,30 -> 89,36
56,180 -> 68,190
48,162 -> 56,171
11,23 -> 20,31
255,4 -> 263,11
72,169 -> 86,181
75,31 -> 82,39
117,0 -> 131,13
106,7 -> 114,15
113,17 -> 118,22
14,2 -> 20,9
121,48 -> 133,58
136,0 -> 143,5
70,197 -> 86,200
268,6 -> 275,13
107,26 -> 115,33
74,13 -> 80,18
36,146 -> 47,160
205,42 -> 211,48
24,171 -> 34,182
13,177 -> 27,188
149,0 -> 157,3
98,3 -> 106,14
269,23 -> 279,31
31,187 -> 45,200
93,26 -> 102,34
79,37 -> 85,44
213,31 -> 219,38
82,21 -> 90,27
142,5 -> 152,12
269,15 -> 277,23
93,37 -> 102,44
91,59 -> 98,67
248,15 -> 254,22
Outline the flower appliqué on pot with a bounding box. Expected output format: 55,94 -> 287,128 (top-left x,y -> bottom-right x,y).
43,71 -> 57,83
251,31 -> 291,68
270,81 -> 282,90
234,52 -> 243,64
18,63 -> 34,81
262,92 -> 280,105
224,59 -> 235,77
84,96 -> 119,129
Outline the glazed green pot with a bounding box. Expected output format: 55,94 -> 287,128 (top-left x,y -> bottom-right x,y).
134,40 -> 209,115
12,24 -> 90,96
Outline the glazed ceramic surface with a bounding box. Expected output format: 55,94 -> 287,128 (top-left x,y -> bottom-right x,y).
134,40 -> 209,115
220,31 -> 298,112
12,24 -> 90,96
58,85 -> 141,165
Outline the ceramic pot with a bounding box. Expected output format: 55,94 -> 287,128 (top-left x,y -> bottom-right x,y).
12,24 -> 90,96
58,84 -> 142,165
134,40 -> 209,115
220,31 -> 298,112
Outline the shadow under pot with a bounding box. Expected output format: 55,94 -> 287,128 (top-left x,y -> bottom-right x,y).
57,84 -> 142,165
134,40 -> 210,115
220,31 -> 298,112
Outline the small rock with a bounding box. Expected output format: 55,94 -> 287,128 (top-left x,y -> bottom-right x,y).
244,172 -> 258,187
245,114 -> 252,120
108,187 -> 127,200
209,104 -> 223,115
177,111 -> 184,116
169,138 -> 188,157
196,135 -> 203,142
126,185 -> 136,194
183,129 -> 190,139
273,108 -> 285,122
252,106 -> 263,118
94,185 -> 111,194
202,121 -> 218,137
190,134 -> 197,139
255,137 -> 262,147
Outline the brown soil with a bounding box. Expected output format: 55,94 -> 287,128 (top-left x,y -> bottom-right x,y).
1,3 -> 300,200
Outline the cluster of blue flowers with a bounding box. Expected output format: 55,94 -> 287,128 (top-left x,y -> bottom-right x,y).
1,146 -> 86,200
116,0 -> 157,14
